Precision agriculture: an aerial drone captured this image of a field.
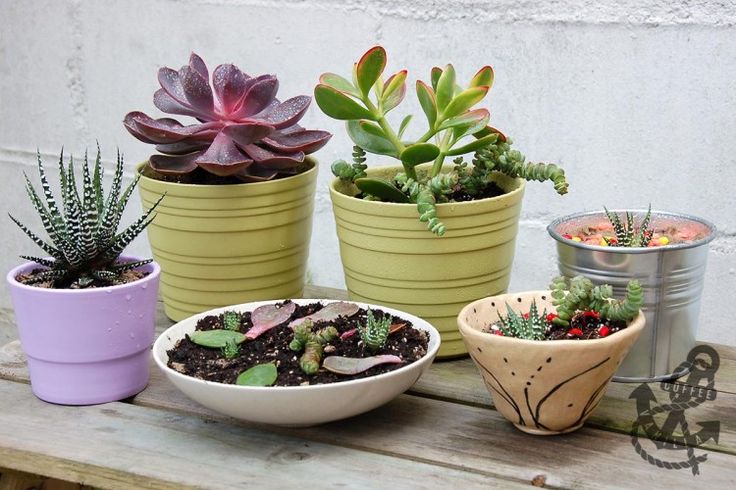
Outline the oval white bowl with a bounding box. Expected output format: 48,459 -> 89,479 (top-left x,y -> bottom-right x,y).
153,299 -> 441,426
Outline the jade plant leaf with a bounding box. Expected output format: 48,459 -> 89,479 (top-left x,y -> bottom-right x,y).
434,64 -> 456,112
236,363 -> 278,386
441,86 -> 489,119
355,178 -> 411,203
398,115 -> 413,138
439,108 -> 490,133
289,301 -> 360,328
382,70 -> 407,112
430,67 -> 442,91
346,121 -> 398,156
473,125 -> 507,142
356,46 -> 387,96
469,66 -> 494,89
189,329 -> 246,348
246,302 -> 297,340
400,143 -> 440,167
319,73 -> 360,97
314,84 -> 376,121
323,355 -> 403,375
416,81 -> 437,126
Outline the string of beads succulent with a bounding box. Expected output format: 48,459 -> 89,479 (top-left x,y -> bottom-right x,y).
549,275 -> 643,327
316,46 -> 568,235
10,147 -> 163,289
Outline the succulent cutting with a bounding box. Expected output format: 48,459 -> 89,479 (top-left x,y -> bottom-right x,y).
125,53 -> 332,183
315,46 -> 568,235
10,147 -> 163,289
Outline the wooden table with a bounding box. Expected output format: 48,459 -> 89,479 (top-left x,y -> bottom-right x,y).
1,286 -> 735,489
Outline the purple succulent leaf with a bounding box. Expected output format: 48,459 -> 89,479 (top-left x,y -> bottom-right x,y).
127,112 -> 221,144
124,112 -> 162,144
194,131 -> 254,176
278,124 -> 304,135
180,66 -> 215,115
289,302 -> 360,329
222,122 -> 274,148
158,67 -> 188,106
262,130 -> 332,154
245,302 -> 297,340
241,144 -> 304,168
340,328 -> 357,340
189,52 -> 209,80
155,140 -> 210,155
213,63 -> 248,115
233,75 -> 279,118
149,152 -> 201,175
153,89 -> 208,119
235,165 -> 280,182
322,355 -> 404,375
258,96 -> 311,129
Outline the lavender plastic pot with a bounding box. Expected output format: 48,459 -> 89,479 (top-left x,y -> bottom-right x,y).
6,257 -> 160,405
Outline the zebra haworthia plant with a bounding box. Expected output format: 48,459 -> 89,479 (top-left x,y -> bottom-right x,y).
9,147 -> 164,289
315,46 -> 568,235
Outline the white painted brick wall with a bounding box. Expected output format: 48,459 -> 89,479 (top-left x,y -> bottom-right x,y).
1,0 -> 734,345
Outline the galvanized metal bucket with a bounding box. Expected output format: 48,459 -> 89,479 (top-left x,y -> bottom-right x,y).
547,210 -> 716,382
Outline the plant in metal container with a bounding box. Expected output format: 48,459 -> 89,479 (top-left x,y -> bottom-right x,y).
154,299 -> 440,426
6,147 -> 163,405
457,275 -> 646,435
548,208 -> 716,381
315,46 -> 569,358
124,53 -> 332,321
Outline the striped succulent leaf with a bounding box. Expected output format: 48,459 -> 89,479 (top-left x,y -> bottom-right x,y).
10,147 -> 164,288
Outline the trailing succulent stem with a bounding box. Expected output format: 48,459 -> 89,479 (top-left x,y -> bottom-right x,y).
603,205 -> 653,247
496,300 -> 547,341
358,309 -> 392,353
332,146 -> 368,182
10,147 -> 163,288
550,276 -> 643,327
289,320 -> 339,375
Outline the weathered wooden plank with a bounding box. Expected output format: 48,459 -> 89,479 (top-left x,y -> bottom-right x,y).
119,368 -> 736,488
0,468 -> 91,490
0,381 -> 525,489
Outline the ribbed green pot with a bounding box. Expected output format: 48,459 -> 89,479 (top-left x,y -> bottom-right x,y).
138,159 -> 317,321
329,165 -> 525,358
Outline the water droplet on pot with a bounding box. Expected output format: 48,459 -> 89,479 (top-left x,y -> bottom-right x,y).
106,289 -> 112,294
127,309 -> 132,315
107,327 -> 112,332
138,313 -> 143,319
125,294 -> 132,301
129,332 -> 136,339
141,283 -> 148,289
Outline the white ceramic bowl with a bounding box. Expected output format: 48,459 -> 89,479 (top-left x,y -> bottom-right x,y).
153,299 -> 441,426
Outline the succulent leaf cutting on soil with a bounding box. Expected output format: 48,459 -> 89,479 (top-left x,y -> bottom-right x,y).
167,301 -> 429,386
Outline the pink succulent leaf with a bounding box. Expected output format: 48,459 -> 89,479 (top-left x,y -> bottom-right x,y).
149,152 -> 201,175
180,66 -> 215,115
155,140 -> 210,155
128,112 -> 220,143
278,124 -> 304,135
222,123 -> 274,148
189,52 -> 209,80
157,67 -> 188,105
124,112 -> 162,144
322,355 -> 404,375
262,130 -> 332,154
339,328 -> 357,340
259,96 -> 311,129
235,166 -> 280,182
245,302 -> 297,340
154,89 -> 207,119
194,131 -> 254,176
213,64 -> 248,115
241,144 -> 304,168
289,302 -> 360,329
234,76 -> 279,118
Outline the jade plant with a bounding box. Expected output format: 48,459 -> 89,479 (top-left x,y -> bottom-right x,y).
315,46 -> 568,235
489,275 -> 643,340
10,148 -> 163,289
125,53 -> 332,182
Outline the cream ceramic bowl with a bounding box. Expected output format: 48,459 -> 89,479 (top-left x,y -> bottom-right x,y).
458,291 -> 645,435
153,299 -> 440,426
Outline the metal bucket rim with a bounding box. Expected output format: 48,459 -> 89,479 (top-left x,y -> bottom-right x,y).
547,209 -> 717,254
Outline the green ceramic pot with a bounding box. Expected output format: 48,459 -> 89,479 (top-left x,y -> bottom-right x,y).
138,159 -> 317,321
329,165 -> 525,358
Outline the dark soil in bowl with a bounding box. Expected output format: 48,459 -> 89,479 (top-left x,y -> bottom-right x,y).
167,301 -> 430,386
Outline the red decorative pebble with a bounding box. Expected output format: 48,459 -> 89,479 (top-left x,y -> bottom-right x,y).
562,233 -> 573,239
546,313 -> 558,323
567,328 -> 584,337
583,310 -> 600,319
493,330 -> 505,336
599,326 -> 611,337
523,312 -> 530,319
